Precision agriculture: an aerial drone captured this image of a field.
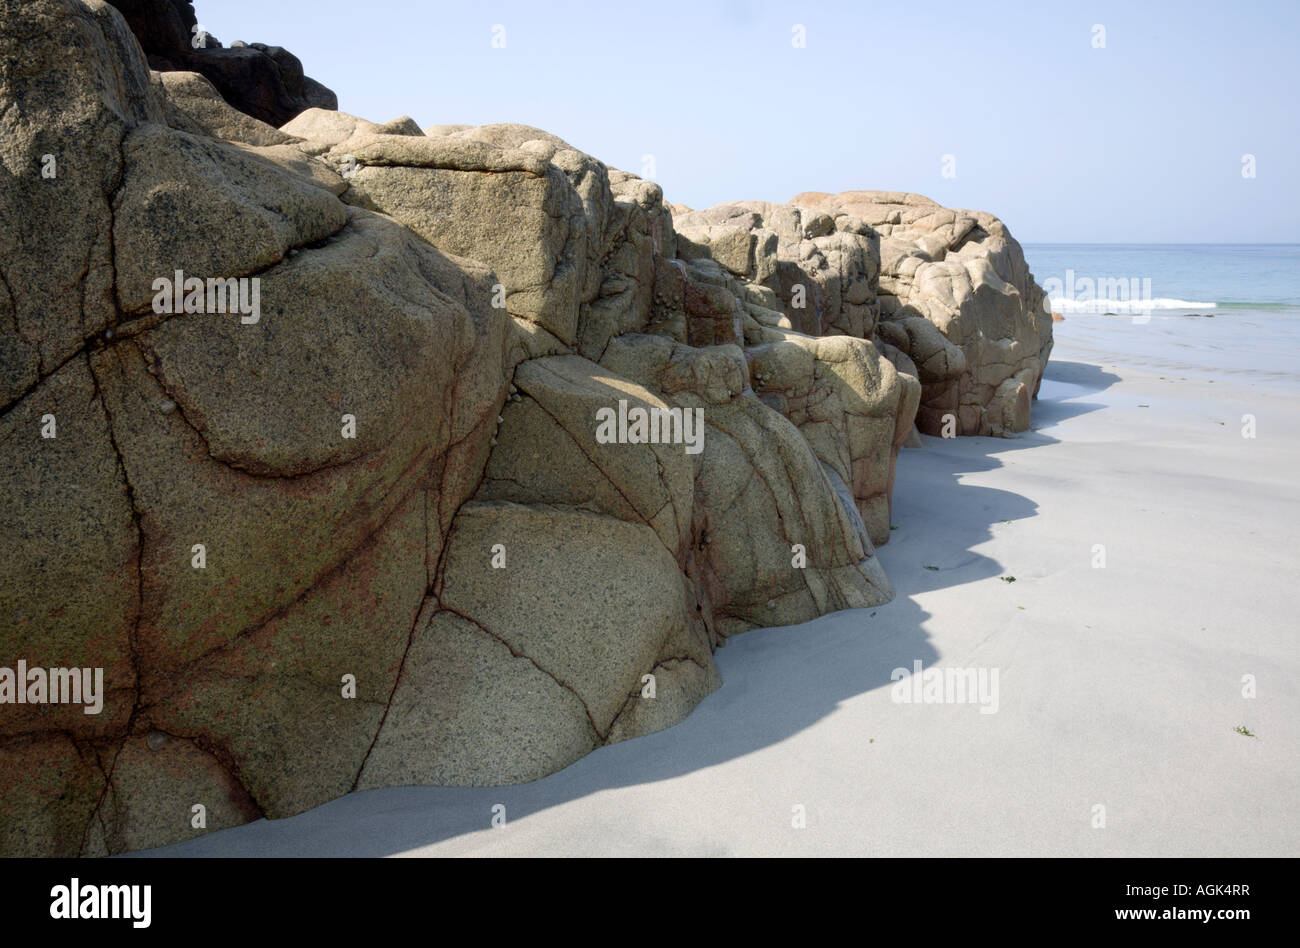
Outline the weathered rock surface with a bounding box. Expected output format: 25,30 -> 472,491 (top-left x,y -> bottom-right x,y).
0,0 -> 1046,855
790,191 -> 1053,437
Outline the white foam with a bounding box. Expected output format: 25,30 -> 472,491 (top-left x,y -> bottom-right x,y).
1049,297 -> 1218,313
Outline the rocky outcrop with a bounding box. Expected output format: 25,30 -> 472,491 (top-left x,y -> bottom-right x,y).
0,0 -> 1046,856
107,0 -> 337,127
675,194 -> 1053,438
791,191 -> 1053,437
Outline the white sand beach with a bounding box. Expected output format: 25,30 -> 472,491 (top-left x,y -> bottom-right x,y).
138,316 -> 1300,858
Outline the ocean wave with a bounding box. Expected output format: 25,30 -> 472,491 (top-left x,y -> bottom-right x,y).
1049,297 -> 1218,313
1214,301 -> 1300,311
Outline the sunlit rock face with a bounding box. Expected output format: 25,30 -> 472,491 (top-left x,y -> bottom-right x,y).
790,191 -> 1054,437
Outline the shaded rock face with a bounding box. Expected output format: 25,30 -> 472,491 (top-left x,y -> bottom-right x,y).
0,1 -> 1041,856
107,0 -> 337,127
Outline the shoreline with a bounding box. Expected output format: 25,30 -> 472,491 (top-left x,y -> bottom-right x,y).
137,319 -> 1300,857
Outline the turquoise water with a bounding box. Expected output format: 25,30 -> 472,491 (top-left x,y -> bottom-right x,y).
1022,244 -> 1300,315
1022,244 -> 1300,389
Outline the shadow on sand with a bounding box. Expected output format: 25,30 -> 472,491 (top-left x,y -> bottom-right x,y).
134,362 -> 1118,856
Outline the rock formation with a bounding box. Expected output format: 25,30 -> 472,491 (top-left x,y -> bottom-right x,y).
0,0 -> 1050,856
676,194 -> 1054,438
106,0 -> 337,126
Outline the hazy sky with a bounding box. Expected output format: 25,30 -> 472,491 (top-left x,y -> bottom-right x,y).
192,0 -> 1298,243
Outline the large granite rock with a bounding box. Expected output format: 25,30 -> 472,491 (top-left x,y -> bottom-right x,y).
790,191 -> 1054,437
0,0 -> 1044,856
674,201 -> 881,340
284,116 -> 673,361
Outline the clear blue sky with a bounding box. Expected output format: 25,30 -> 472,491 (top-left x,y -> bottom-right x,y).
193,0 -> 1298,243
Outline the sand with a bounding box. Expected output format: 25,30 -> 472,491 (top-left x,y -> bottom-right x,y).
137,316 -> 1300,857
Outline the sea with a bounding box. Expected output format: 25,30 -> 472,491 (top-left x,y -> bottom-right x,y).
1022,244 -> 1300,389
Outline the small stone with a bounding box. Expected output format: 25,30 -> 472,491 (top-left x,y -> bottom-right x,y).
146,731 -> 168,751
766,599 -> 775,609
159,400 -> 176,414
